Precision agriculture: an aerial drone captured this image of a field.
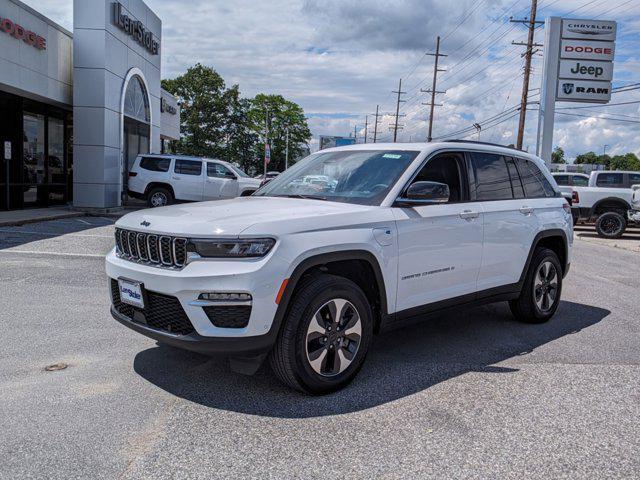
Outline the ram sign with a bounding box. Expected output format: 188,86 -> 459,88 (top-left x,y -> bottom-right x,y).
556,80 -> 611,102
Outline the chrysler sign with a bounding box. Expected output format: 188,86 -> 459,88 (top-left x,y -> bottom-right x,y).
113,2 -> 159,55
561,19 -> 616,41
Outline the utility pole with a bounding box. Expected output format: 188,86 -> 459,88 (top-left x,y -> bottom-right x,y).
364,115 -> 369,143
391,78 -> 406,142
421,36 -> 447,142
285,126 -> 290,170
353,124 -> 358,143
511,0 -> 543,150
372,105 -> 381,143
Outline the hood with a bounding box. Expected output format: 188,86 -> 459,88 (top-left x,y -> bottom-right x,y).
117,197 -> 376,237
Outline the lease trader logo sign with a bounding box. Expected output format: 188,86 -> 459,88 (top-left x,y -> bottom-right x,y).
0,17 -> 46,50
113,2 -> 159,55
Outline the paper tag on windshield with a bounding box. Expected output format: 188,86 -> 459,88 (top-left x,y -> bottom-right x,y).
382,154 -> 402,159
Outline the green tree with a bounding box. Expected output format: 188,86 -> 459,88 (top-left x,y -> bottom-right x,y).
221,87 -> 260,174
609,152 -> 640,171
161,64 -> 232,158
248,93 -> 312,173
574,151 -> 599,164
551,146 -> 566,164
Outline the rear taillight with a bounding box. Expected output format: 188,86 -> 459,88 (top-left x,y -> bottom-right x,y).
572,190 -> 579,204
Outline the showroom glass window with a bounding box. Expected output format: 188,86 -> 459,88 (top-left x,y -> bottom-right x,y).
23,113 -> 46,207
123,75 -> 151,174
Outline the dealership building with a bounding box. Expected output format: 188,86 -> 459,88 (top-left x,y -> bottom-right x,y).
0,0 -> 179,211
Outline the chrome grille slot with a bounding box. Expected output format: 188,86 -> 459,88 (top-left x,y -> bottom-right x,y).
128,231 -> 139,259
137,233 -> 148,261
114,229 -> 187,269
159,236 -> 173,265
147,235 -> 159,263
173,238 -> 187,267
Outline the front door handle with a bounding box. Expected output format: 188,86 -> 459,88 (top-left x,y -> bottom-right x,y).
459,210 -> 479,220
519,206 -> 534,215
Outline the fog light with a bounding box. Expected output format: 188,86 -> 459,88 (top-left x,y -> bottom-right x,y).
198,292 -> 252,302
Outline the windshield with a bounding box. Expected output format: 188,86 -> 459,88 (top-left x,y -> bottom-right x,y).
228,163 -> 250,178
254,150 -> 419,205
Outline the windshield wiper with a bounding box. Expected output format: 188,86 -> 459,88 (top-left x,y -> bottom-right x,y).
274,194 -> 328,201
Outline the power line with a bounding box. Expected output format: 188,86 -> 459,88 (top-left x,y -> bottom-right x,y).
556,100 -> 640,110
556,111 -> 640,124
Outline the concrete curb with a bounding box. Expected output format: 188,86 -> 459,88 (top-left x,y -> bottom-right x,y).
0,211 -> 85,228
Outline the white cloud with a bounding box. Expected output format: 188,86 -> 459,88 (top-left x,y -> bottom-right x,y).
26,0 -> 640,158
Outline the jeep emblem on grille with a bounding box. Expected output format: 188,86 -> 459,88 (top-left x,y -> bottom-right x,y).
140,220 -> 151,227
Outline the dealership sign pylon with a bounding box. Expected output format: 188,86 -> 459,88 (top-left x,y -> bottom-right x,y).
536,17 -> 617,163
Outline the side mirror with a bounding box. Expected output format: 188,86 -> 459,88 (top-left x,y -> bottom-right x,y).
398,181 -> 449,205
224,171 -> 237,180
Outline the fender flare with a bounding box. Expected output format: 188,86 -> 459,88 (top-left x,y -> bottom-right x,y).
270,250 -> 389,336
518,229 -> 569,284
589,197 -> 631,217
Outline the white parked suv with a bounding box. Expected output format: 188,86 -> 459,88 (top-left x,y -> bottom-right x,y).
107,141 -> 572,394
127,154 -> 261,207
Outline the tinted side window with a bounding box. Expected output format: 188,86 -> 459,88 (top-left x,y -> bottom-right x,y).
139,157 -> 170,172
554,175 -> 570,186
207,163 -> 232,178
506,157 -> 525,199
517,159 -> 555,198
174,160 -> 202,176
596,173 -> 623,187
470,152 -> 513,201
628,173 -> 640,186
572,175 -> 588,186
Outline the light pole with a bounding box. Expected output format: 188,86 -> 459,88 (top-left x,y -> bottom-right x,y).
603,144 -> 609,158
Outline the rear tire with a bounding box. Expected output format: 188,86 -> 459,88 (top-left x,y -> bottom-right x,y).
509,247 -> 562,324
147,187 -> 173,208
269,274 -> 373,395
595,211 -> 626,239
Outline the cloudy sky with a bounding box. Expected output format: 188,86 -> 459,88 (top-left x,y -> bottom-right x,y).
31,0 -> 640,159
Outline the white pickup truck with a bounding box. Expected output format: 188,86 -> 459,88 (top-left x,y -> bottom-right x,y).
554,171 -> 640,238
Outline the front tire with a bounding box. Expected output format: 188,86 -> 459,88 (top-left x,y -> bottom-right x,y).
595,211 -> 626,239
269,274 -> 373,394
509,247 -> 562,324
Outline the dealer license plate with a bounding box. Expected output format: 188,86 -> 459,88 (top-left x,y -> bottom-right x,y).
118,278 -> 145,308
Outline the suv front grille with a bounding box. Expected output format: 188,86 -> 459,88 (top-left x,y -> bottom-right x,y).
110,280 -> 195,336
115,228 -> 187,269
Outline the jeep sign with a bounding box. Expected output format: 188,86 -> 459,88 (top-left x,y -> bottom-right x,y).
559,60 -> 613,82
556,80 -> 611,103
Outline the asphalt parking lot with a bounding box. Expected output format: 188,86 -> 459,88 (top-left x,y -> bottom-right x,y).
1,217 -> 639,479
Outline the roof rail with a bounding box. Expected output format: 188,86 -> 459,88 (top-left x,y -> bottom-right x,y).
443,139 -> 523,151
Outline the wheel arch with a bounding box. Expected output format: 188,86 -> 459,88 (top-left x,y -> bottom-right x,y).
519,229 -> 569,283
590,197 -> 631,217
273,250 -> 389,335
145,182 -> 175,199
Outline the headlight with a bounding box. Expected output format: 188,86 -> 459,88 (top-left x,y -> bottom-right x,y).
188,238 -> 275,258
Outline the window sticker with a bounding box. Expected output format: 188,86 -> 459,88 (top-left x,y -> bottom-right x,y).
383,154 -> 402,159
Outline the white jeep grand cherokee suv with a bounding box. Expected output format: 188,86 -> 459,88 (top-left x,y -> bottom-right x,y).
107,141 -> 572,394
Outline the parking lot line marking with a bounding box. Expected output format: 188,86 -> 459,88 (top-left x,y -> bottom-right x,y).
0,250 -> 105,258
0,229 -> 113,238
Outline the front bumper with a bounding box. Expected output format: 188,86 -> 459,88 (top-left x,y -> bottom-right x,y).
105,248 -> 285,343
110,306 -> 276,356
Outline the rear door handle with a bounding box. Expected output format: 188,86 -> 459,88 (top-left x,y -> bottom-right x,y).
459,210 -> 479,220
519,206 -> 534,215
172,176 -> 180,180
